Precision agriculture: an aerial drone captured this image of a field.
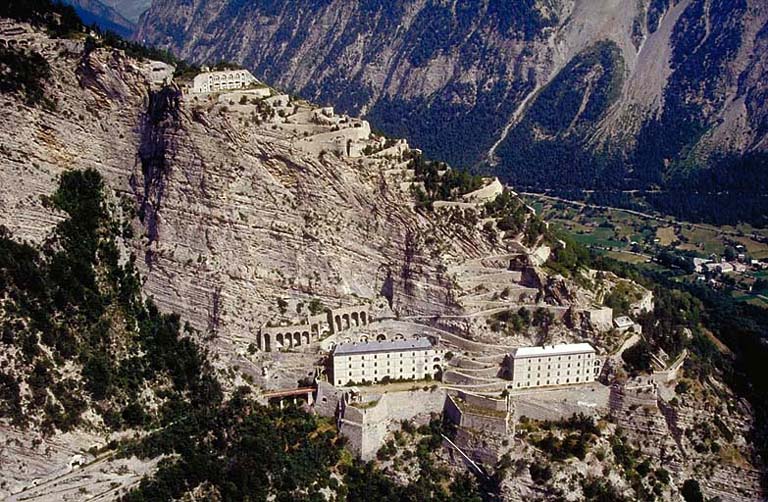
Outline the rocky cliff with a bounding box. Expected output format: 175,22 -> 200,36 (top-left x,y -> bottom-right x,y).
0,24 -> 506,374
136,0 -> 768,224
2,14 -> 766,500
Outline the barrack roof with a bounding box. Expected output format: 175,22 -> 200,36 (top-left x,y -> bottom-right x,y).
511,342 -> 595,359
333,337 -> 433,356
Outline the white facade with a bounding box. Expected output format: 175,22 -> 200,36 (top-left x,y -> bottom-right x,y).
192,69 -> 258,94
508,343 -> 600,389
332,338 -> 443,386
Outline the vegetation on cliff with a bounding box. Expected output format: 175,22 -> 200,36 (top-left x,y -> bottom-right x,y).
0,169 -> 220,433
0,46 -> 52,107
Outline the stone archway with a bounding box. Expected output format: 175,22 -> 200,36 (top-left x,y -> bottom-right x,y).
351,312 -> 360,327
263,333 -> 271,352
376,334 -> 387,341
293,332 -> 301,347
302,331 -> 310,345
276,333 -> 284,350
360,311 -> 368,325
342,314 -> 350,329
335,315 -> 342,332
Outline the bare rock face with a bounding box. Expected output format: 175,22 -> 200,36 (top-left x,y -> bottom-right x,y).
0,29 -> 505,381
136,0 -> 768,224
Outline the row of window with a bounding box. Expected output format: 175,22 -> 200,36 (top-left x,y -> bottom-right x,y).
343,359 -> 432,367
524,362 -> 585,370
526,369 -> 592,378
341,351 -> 437,360
337,368 -> 427,375
524,353 -> 593,363
515,376 -> 586,388
207,72 -> 248,81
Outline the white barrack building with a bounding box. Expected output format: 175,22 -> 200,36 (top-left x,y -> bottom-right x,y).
331,337 -> 443,386
192,68 -> 258,94
508,343 -> 600,389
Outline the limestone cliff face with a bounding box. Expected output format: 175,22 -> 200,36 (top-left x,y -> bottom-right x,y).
136,0 -> 768,223
0,26 -> 500,380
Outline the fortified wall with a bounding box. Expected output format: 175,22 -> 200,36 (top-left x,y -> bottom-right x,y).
443,391 -> 513,465
338,388 -> 447,460
511,383 -> 610,421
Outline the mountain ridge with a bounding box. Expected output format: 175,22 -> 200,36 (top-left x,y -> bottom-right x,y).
135,0 -> 768,224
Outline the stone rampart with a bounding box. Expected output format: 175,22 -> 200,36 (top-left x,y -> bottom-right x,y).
512,383 -> 610,421
339,388 -> 447,460
314,381 -> 344,418
444,394 -> 511,436
583,306 -> 614,331
461,178 -> 503,203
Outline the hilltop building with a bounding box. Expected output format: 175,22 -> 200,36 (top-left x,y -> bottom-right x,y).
192,68 -> 259,93
507,343 -> 600,389
331,337 -> 443,386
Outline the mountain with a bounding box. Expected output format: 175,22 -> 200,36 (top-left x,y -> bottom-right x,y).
61,0 -> 135,37
102,0 -> 152,23
135,0 -> 768,225
2,5 -> 768,501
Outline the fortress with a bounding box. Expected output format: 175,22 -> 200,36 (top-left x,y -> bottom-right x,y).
191,68 -> 259,93
175,65 -> 663,465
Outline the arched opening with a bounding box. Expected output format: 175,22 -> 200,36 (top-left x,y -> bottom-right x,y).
432,365 -> 442,380
311,323 -> 319,336
275,333 -> 284,350
394,333 -> 405,340
342,314 -> 350,329
335,315 -> 342,332
264,333 -> 271,352
360,312 -> 368,325
359,335 -> 369,342
376,334 -> 387,341
351,312 -> 359,327
302,331 -> 310,345
294,332 -> 301,347
433,357 -> 441,362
